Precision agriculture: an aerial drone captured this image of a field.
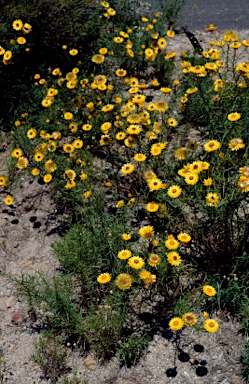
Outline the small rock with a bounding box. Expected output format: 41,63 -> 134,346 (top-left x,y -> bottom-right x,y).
23,260 -> 33,268
83,356 -> 97,369
11,312 -> 24,324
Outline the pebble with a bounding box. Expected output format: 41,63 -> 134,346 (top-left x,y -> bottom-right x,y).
83,356 -> 97,369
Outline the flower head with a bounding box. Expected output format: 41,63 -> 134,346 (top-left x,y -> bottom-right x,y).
182,312 -> 197,326
116,273 -> 132,290
228,138 -> 245,151
169,317 -> 184,331
227,112 -> 241,121
177,233 -> 191,243
118,249 -> 132,260
167,251 -> 181,266
97,273 -> 111,284
12,19 -> 23,31
204,140 -> 221,152
120,163 -> 135,175
203,285 -> 216,296
167,185 -> 182,198
122,233 -> 132,241
206,192 -> 219,207
203,319 -> 219,333
139,225 -> 154,239
4,196 -> 14,206
148,253 -> 161,267
165,235 -> 179,250
128,256 -> 145,269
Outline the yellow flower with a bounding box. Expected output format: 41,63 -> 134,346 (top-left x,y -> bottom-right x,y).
184,173 -> 198,185
12,19 -> 23,31
204,140 -> 221,152
44,160 -> 57,173
167,251 -> 181,266
43,174 -> 52,183
99,47 -> 108,54
27,128 -> 37,139
150,144 -> 162,156
92,54 -> 105,64
116,200 -> 125,208
122,233 -> 132,241
17,37 -> 26,45
4,196 -> 14,206
202,311 -> 209,318
73,139 -> 83,149
147,177 -> 165,191
205,23 -> 217,32
175,147 -> 187,160
82,124 -> 92,131
80,172 -> 88,181
0,175 -> 8,186
155,100 -> 168,112
83,191 -> 91,198
11,148 -> 23,158
128,256 -> 145,269
160,87 -> 172,94
31,168 -> 40,176
116,131 -> 126,140
177,233 -> 191,243
3,50 -> 12,61
166,30 -> 175,38
116,273 -> 132,290
139,225 -> 154,239
167,118 -> 177,127
115,68 -> 127,77
120,163 -> 135,175
230,42 -> 242,49
227,112 -> 241,121
22,23 -> 32,34
65,180 -> 76,189
228,138 -> 245,151
69,49 -> 78,56
165,51 -> 177,60
169,317 -> 184,331
63,143 -> 74,153
64,112 -> 73,120
65,169 -> 76,181
139,270 -> 156,286
17,157 -> 28,169
41,99 -> 52,107
99,134 -> 112,146
134,153 -> 146,162
146,202 -> 159,212
102,104 -> 114,112
203,178 -> 213,187
206,192 -> 219,207
165,235 -> 179,250
97,273 -> 111,284
118,249 -> 132,260
34,151 -> 44,162
203,319 -> 219,333
113,37 -> 124,44
167,185 -> 182,198
157,37 -> 167,49
148,253 -> 161,267
203,285 -> 216,296
182,312 -> 197,326
127,125 -> 142,135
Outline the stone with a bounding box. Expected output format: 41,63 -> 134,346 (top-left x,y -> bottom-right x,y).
83,356 -> 97,369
